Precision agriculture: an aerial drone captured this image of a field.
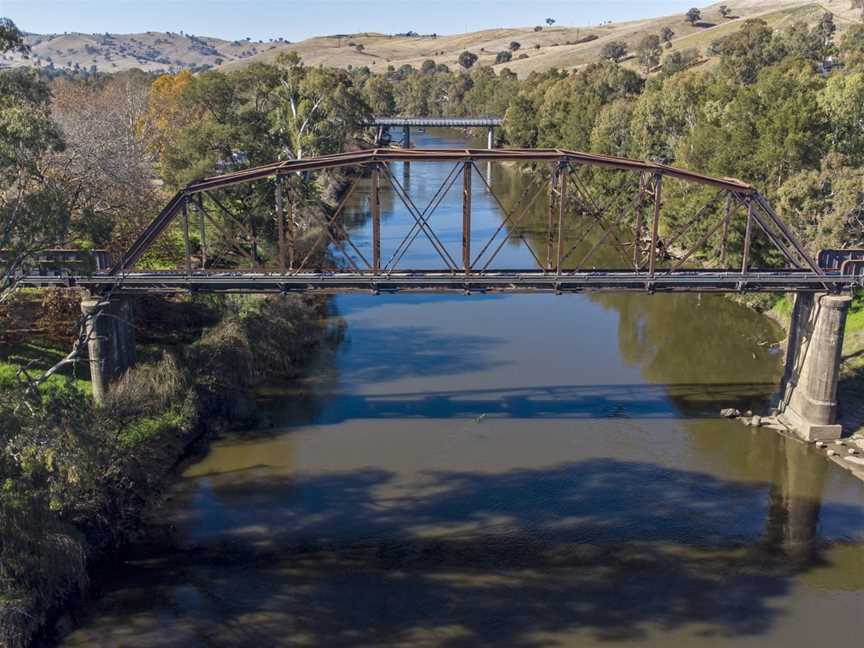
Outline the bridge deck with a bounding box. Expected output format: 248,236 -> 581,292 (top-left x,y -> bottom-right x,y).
370,117 -> 504,128
18,270 -> 859,294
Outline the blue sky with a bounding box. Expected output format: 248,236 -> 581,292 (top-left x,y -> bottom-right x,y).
3,1 -> 704,40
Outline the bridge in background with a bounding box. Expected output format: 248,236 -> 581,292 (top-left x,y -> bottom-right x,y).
12,147 -> 862,439
369,117 -> 504,149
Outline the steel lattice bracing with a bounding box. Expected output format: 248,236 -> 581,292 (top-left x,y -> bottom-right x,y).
16,148 -> 863,295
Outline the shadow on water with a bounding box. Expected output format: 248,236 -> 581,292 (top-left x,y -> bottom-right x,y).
261,382 -> 779,427
65,450 -> 864,647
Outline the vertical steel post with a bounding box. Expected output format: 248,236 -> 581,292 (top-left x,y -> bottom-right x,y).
182,197 -> 192,277
487,127 -> 494,149
276,176 -> 286,273
546,166 -> 557,271
372,165 -> 381,273
463,160 -> 472,272
633,172 -> 645,270
287,188 -> 296,271
196,193 -> 206,270
720,193 -> 733,268
249,211 -> 257,270
648,173 -> 663,278
741,197 -> 754,274
556,166 -> 567,274
404,125 -> 411,175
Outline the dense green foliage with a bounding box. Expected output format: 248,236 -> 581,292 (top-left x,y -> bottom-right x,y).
331,15 -> 863,257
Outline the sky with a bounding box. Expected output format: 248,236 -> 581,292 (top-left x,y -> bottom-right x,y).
2,1 -> 705,41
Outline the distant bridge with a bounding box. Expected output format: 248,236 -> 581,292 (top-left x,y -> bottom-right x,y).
370,117 -> 503,128
15,147 -> 863,295
368,117 -> 503,149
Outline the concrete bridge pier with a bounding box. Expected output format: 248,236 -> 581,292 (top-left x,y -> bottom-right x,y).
81,296 -> 136,404
778,293 -> 852,441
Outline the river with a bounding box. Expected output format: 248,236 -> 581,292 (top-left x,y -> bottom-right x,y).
61,130 -> 864,647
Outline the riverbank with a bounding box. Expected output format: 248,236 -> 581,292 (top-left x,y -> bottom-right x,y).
0,289 -> 335,647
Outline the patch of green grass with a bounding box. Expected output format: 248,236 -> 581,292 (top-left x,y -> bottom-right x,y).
0,340 -> 91,394
117,409 -> 188,448
0,361 -> 90,395
846,292 -> 864,335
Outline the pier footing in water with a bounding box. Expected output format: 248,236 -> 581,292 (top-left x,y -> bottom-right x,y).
778,293 -> 851,441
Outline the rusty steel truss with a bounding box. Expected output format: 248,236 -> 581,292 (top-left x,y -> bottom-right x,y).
16,148 -> 864,295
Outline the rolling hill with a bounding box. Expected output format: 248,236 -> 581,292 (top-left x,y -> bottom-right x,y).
2,1 -> 860,78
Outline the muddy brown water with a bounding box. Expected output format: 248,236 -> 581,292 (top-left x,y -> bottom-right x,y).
60,131 -> 864,647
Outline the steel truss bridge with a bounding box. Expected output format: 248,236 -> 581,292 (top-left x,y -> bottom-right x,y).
16,148 -> 864,295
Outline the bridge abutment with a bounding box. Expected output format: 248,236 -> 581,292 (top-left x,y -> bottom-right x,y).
81,296 -> 136,404
778,293 -> 851,441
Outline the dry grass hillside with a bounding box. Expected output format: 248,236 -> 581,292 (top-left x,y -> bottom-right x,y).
220,0 -> 861,77
2,1 -> 861,77
0,30 -> 280,73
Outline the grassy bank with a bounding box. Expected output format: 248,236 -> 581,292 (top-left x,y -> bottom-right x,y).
0,291 -> 332,647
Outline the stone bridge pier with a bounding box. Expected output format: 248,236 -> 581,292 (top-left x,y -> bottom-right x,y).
81,296 -> 136,404
778,293 -> 852,441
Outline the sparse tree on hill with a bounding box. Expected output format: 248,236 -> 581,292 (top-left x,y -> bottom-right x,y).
661,26 -> 675,44
719,5 -> 731,19
420,58 -> 436,74
510,41 -> 521,51
600,40 -> 627,62
355,43 -> 364,52
495,50 -> 512,64
546,18 -> 556,27
458,50 -> 478,69
637,34 -> 662,72
686,8 -> 702,25
0,16 -> 26,52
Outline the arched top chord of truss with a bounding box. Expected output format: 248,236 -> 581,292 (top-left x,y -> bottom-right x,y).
182,148 -> 756,195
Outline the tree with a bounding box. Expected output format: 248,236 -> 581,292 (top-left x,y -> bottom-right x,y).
268,53 -> 370,161
637,34 -> 662,72
0,20 -> 69,301
820,72 -> 864,163
546,18 -> 556,27
839,23 -> 864,68
363,74 -> 397,116
51,71 -> 160,255
661,48 -> 699,77
686,8 -> 701,25
719,5 -> 731,19
355,43 -> 364,52
495,50 -> 512,64
458,50 -> 478,69
0,16 -> 26,52
509,41 -> 521,52
600,41 -> 627,62
661,26 -> 675,44
717,19 -> 780,84
420,58 -> 437,74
